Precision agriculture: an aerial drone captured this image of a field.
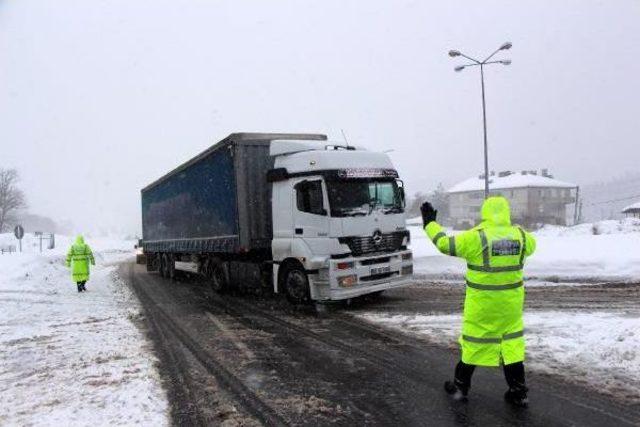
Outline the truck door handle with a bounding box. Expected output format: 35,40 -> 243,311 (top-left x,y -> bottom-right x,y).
295,228 -> 303,235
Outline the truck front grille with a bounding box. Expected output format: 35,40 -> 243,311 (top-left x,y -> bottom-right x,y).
359,256 -> 391,266
339,231 -> 408,256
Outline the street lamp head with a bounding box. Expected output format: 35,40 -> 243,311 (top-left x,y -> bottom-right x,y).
500,42 -> 513,50
454,65 -> 465,72
448,50 -> 461,57
501,59 -> 512,65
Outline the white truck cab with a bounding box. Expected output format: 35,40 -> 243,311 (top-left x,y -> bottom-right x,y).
269,140 -> 413,301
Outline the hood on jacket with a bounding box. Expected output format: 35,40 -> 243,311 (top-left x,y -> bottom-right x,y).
75,235 -> 85,245
480,196 -> 511,226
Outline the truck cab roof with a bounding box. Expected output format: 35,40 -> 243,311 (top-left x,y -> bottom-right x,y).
272,141 -> 395,175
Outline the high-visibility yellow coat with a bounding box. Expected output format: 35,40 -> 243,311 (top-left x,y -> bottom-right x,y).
425,196 -> 536,366
65,235 -> 95,282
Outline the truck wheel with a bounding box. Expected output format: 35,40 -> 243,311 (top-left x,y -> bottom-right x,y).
369,290 -> 385,299
283,267 -> 311,304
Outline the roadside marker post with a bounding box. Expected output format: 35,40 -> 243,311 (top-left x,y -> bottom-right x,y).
14,225 -> 24,253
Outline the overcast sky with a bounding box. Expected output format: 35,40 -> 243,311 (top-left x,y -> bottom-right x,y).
1,0 -> 639,235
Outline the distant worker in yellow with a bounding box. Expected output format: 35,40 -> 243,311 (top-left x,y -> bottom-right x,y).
66,235 -> 95,293
421,196 -> 536,407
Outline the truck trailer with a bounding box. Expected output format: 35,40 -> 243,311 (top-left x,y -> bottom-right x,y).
141,132 -> 413,303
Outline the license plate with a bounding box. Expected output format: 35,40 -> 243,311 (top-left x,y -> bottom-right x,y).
370,266 -> 391,275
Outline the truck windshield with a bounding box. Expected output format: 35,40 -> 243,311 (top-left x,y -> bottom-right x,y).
326,179 -> 404,217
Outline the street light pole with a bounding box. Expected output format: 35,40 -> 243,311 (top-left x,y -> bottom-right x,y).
449,42 -> 512,199
479,64 -> 489,198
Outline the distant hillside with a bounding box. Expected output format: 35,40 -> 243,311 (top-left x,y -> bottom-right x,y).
9,213 -> 73,235
580,172 -> 640,222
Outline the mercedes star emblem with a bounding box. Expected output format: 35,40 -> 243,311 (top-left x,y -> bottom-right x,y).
372,230 -> 383,245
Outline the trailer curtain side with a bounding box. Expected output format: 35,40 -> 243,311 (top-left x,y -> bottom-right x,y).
141,133 -> 325,255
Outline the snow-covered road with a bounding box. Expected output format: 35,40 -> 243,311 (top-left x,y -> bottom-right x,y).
357,310 -> 640,402
361,218 -> 640,402
0,234 -> 168,426
2,218 -> 638,423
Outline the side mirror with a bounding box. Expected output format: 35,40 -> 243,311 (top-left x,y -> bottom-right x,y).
396,180 -> 406,207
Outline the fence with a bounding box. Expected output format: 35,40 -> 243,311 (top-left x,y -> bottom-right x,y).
0,245 -> 16,254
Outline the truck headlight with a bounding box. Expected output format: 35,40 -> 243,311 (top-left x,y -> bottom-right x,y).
401,265 -> 413,275
401,252 -> 412,261
337,274 -> 357,287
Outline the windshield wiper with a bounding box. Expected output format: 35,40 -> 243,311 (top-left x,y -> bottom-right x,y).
383,206 -> 403,214
335,207 -> 368,217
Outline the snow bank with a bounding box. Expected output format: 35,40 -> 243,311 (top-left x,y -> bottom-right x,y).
535,218 -> 640,237
409,219 -> 640,282
358,311 -> 640,401
0,234 -> 168,426
526,233 -> 640,281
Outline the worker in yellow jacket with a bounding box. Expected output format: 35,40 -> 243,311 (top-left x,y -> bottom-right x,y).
66,235 -> 95,293
421,196 -> 536,407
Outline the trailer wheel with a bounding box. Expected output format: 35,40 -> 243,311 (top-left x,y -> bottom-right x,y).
160,253 -> 169,278
147,253 -> 160,272
167,254 -> 176,281
210,263 -> 228,293
283,267 -> 311,304
158,253 -> 165,277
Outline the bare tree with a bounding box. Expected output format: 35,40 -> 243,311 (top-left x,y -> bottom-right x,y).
407,183 -> 450,223
407,191 -> 427,217
429,183 -> 450,220
0,169 -> 27,232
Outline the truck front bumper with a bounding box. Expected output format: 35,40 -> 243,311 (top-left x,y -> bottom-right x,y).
309,250 -> 413,301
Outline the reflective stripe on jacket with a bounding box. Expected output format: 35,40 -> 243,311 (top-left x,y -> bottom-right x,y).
425,196 -> 536,366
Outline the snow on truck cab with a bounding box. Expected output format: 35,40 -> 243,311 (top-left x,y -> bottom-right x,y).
140,133 -> 413,303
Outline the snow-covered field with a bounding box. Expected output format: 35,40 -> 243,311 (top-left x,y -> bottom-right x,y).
358,311 -> 640,401
410,218 -> 640,283
0,233 -> 168,426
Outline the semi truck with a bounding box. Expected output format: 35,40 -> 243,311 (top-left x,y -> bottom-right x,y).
140,132 -> 413,303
